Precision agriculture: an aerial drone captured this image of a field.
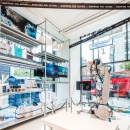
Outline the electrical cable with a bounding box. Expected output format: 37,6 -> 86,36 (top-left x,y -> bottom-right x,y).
46,106 -> 53,111
46,101 -> 66,112
55,102 -> 66,111
72,100 -> 80,106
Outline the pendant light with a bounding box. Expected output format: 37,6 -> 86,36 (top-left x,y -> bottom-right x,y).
52,41 -> 58,51
46,38 -> 52,46
58,43 -> 61,55
39,31 -> 44,43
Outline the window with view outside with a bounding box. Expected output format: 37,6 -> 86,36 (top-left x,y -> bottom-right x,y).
82,41 -> 93,66
81,23 -> 130,109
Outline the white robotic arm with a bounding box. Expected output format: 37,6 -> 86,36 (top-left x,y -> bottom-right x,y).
87,59 -> 113,120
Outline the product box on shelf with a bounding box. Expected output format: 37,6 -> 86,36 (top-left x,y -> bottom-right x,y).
9,92 -> 41,107
15,104 -> 41,119
0,95 -> 9,109
32,103 -> 42,116
31,92 -> 40,103
27,51 -> 33,60
24,79 -> 38,90
0,42 -> 10,55
15,108 -> 25,119
7,76 -> 25,86
0,84 -> 10,93
24,106 -> 32,118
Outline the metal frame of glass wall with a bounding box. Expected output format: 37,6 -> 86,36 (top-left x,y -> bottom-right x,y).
80,18 -> 130,109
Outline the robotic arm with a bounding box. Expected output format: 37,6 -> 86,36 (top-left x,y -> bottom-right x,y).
87,59 -> 113,120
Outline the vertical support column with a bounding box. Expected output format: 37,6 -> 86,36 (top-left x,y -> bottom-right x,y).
44,19 -> 47,117
71,97 -> 72,113
66,99 -> 67,112
126,23 -> 128,60
49,126 -> 53,130
44,124 -> 46,130
80,38 -> 82,103
30,92 -> 31,105
30,48 -> 32,80
92,40 -> 94,61
69,39 -> 71,107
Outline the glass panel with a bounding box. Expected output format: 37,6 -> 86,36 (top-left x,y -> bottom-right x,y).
112,24 -> 126,61
108,62 -> 130,108
127,22 -> 130,60
93,24 -> 126,63
81,21 -> 130,112
81,62 -> 130,108
82,41 -> 93,66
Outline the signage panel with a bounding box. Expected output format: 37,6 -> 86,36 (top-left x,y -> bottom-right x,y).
89,39 -> 113,50
69,17 -> 130,49
1,1 -> 130,10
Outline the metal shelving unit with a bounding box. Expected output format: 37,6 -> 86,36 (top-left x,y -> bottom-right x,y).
0,89 -> 44,96
0,104 -> 64,130
34,51 -> 68,63
0,16 -> 69,129
0,53 -> 43,69
0,22 -> 44,47
46,81 -> 69,84
0,21 -> 46,130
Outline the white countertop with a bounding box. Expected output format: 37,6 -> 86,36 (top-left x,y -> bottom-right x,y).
42,111 -> 119,130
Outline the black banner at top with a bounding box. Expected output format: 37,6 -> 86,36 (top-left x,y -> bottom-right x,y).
1,1 -> 130,10
69,17 -> 130,49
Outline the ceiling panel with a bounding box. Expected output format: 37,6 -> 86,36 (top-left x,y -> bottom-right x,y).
10,0 -> 130,41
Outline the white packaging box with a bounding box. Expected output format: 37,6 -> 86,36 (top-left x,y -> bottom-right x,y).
24,106 -> 32,118
0,42 -> 10,55
0,95 -> 9,109
15,108 -> 25,119
32,103 -> 42,116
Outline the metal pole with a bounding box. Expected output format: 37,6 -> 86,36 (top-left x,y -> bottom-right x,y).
66,99 -> 67,112
71,97 -> 72,113
69,39 -> 71,107
52,104 -> 54,115
44,19 -> 47,117
30,92 -> 31,105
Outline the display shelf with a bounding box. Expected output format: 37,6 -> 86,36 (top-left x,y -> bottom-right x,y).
34,51 -> 68,63
46,81 -> 69,84
0,53 -> 44,69
0,118 -> 15,125
36,81 -> 69,84
0,52 -> 40,65
0,32 -> 34,48
0,104 -> 64,130
0,89 -> 44,96
0,22 -> 44,48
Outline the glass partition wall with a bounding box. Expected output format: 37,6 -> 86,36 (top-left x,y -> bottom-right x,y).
81,22 -> 130,109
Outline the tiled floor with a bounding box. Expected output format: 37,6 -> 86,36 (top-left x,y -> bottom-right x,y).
3,116 -> 46,130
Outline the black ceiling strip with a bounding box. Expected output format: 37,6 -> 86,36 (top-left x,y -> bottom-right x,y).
1,1 -> 130,10
69,17 -> 130,49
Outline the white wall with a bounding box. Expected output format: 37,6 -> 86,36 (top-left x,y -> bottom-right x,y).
70,37 -> 81,101
68,10 -> 130,101
56,41 -> 70,103
67,10 -> 130,42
